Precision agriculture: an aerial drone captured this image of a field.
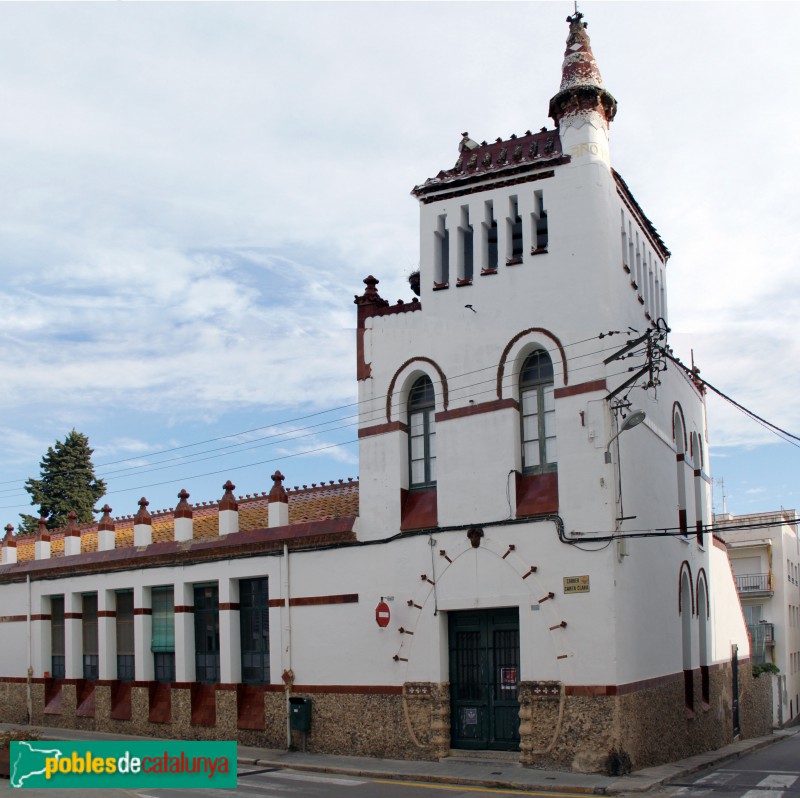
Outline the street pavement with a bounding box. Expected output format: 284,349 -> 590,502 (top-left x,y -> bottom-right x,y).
660,730 -> 800,798
0,721 -> 797,795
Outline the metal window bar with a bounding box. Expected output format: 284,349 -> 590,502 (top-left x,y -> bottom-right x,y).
117,654 -> 135,682
154,652 -> 175,683
51,655 -> 65,680
83,654 -> 99,681
240,577 -> 270,684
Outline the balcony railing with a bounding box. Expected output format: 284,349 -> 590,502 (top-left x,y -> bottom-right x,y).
735,573 -> 772,594
747,622 -> 776,665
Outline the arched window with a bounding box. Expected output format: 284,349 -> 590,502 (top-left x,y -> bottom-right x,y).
674,409 -> 688,537
520,350 -> 556,474
408,375 -> 436,489
680,568 -> 694,712
697,572 -> 710,704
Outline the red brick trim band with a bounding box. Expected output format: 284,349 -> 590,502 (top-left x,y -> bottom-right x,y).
174,606 -> 194,614
386,357 -> 449,422
64,613 -> 82,620
290,593 -> 358,607
214,684 -> 239,691
98,611 -> 116,618
417,168 -> 558,205
0,516 -> 357,582
31,614 -> 51,621
0,614 -> 27,623
219,603 -> 240,611
134,608 -> 152,616
358,421 -> 408,440
436,398 -> 519,423
171,682 -> 193,689
554,378 -> 607,400
497,328 -> 569,398
268,593 -> 359,608
566,664 -> 730,697
262,684 -> 403,695
712,536 -> 727,552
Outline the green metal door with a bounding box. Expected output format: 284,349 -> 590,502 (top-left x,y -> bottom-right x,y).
449,608 -> 520,751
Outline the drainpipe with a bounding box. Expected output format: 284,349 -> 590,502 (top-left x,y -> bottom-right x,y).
283,543 -> 292,749
26,574 -> 32,725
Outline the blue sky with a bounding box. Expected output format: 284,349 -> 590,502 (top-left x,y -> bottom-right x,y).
0,2 -> 797,525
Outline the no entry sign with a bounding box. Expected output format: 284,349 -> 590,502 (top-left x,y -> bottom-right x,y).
375,600 -> 390,628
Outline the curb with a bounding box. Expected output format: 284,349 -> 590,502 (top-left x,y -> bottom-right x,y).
3,722 -> 796,795
238,728 -> 799,795
239,757 -> 608,794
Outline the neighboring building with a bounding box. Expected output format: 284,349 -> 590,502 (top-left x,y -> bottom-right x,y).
715,510 -> 800,727
0,12 -> 771,773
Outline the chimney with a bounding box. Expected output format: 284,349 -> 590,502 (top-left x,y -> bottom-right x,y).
174,489 -> 194,542
133,497 -> 152,547
218,480 -> 239,535
34,517 -> 51,560
97,505 -> 116,551
268,471 -> 289,528
1,524 -> 17,565
63,511 -> 82,556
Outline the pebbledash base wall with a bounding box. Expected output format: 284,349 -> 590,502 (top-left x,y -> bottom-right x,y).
0,666 -> 772,771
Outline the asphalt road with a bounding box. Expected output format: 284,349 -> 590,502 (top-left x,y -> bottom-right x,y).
0,764 -> 593,798
664,732 -> 800,798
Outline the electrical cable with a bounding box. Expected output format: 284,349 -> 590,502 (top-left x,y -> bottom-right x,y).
0,331 -> 636,496
0,359 -> 655,510
658,347 -> 800,449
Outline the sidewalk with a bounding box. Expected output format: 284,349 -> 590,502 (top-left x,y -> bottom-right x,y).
2,722 -> 797,794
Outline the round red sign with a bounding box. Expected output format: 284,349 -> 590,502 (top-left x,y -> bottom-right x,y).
375,600 -> 390,628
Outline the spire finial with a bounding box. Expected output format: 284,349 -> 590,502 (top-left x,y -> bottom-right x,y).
219,480 -> 238,511
548,9 -> 617,130
268,470 -> 289,504
134,497 -> 152,525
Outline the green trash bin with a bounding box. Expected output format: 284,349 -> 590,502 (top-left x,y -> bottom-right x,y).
289,696 -> 312,732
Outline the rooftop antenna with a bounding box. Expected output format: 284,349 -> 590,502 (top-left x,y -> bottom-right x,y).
714,477 -> 728,515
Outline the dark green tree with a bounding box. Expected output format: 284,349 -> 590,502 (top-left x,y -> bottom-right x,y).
17,430 -> 106,536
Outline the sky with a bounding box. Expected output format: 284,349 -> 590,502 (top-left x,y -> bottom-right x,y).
0,1 -> 797,526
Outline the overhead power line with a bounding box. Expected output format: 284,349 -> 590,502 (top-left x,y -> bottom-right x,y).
0,330 -> 636,500
658,347 -> 800,448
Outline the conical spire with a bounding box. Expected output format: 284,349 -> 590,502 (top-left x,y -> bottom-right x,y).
549,11 -> 617,129
559,11 -> 606,93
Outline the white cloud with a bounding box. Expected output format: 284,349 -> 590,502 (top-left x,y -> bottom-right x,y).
0,2 -> 796,516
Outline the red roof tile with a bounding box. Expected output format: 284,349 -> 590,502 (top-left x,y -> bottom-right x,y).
412,129 -> 565,198
10,481 -> 359,563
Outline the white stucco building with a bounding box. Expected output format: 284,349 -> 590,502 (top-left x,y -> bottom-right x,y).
716,509 -> 800,727
0,11 -> 771,772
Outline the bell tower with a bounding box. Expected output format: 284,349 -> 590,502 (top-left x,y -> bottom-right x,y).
355,9 -> 670,540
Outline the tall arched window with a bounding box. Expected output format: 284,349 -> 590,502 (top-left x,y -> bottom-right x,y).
520,349 -> 556,474
680,568 -> 694,712
408,375 -> 436,489
674,409 -> 688,536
